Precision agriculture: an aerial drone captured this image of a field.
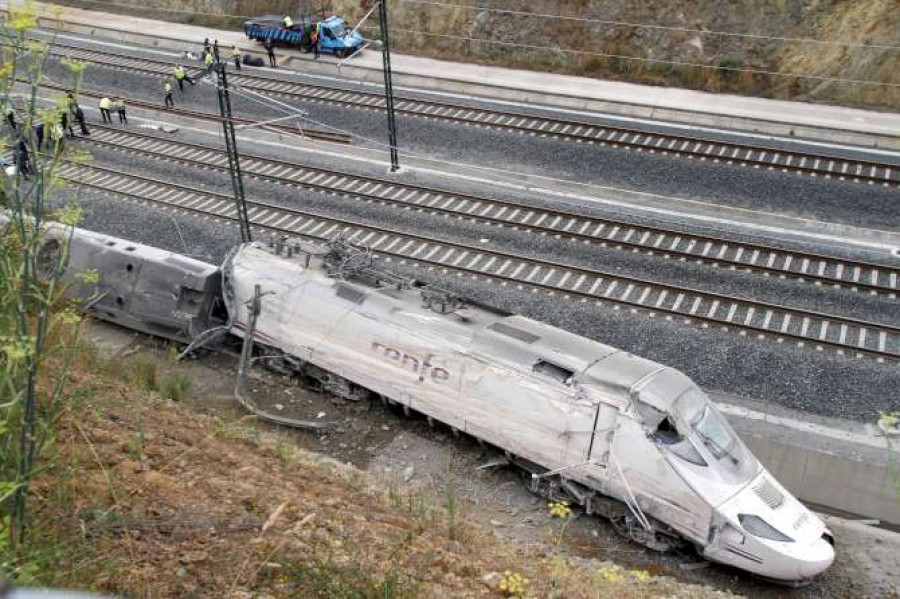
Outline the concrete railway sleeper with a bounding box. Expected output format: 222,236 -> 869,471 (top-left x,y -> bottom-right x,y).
34,36 -> 900,188
80,125 -> 900,296
56,160 -> 900,362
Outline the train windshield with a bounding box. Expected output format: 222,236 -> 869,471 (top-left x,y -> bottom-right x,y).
671,387 -> 758,483
330,22 -> 347,37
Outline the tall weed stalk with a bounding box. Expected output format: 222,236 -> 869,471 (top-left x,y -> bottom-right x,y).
1,3 -> 89,579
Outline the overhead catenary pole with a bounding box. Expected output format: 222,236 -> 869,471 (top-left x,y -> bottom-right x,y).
377,0 -> 400,172
214,61 -> 252,243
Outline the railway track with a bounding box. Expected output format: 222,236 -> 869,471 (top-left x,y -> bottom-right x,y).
56,160 -> 900,362
82,125 -> 900,296
42,37 -> 900,188
33,80 -> 352,144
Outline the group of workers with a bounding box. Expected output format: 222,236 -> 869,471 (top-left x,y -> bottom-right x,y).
98,96 -> 128,124
164,38 -> 245,107
3,92 -> 90,178
4,21 -> 323,179
282,15 -> 322,60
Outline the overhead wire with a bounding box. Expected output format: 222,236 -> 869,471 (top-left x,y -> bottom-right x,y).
41,0 -> 253,20
395,0 -> 900,51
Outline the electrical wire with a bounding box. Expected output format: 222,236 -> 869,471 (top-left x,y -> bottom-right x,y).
40,0 -> 253,20
395,0 -> 900,51
359,25 -> 900,88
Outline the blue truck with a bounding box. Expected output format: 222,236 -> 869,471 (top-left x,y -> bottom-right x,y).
243,15 -> 364,58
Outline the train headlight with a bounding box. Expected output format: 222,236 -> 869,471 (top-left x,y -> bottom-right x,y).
738,514 -> 794,543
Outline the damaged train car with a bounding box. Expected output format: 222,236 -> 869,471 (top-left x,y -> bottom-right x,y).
224,239 -> 835,584
50,223 -> 834,584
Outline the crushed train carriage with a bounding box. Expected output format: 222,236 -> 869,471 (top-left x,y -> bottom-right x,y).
54,224 -> 835,584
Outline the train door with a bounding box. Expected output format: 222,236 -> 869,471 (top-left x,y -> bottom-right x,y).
587,401 -> 619,468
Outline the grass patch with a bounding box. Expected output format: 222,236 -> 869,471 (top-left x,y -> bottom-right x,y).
130,358 -> 157,392
279,538 -> 420,599
158,372 -> 191,402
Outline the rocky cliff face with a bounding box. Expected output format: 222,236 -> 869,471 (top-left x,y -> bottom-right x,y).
61,0 -> 898,109
333,0 -> 899,109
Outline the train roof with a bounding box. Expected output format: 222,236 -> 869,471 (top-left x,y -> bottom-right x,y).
231,242 -> 681,410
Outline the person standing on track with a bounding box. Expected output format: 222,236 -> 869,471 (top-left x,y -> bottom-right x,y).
74,104 -> 89,136
231,45 -> 241,71
17,140 -> 31,178
264,38 -> 276,68
61,110 -> 74,137
33,121 -> 44,149
173,64 -> 194,92
99,96 -> 112,123
213,39 -> 220,61
164,80 -> 174,108
310,26 -> 320,60
4,103 -> 15,130
203,49 -> 215,75
115,98 -> 128,124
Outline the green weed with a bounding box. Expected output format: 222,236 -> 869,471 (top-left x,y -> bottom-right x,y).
159,372 -> 190,402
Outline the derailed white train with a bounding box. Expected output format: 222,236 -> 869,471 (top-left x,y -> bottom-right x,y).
52,225 -> 834,583
224,240 -> 834,583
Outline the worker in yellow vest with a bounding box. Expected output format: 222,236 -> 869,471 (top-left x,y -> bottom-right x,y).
98,96 -> 112,123
173,64 -> 194,93
283,15 -> 294,29
203,50 -> 215,74
164,80 -> 174,108
231,45 -> 242,71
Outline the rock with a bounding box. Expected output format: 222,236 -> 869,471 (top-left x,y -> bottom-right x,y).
274,403 -> 284,411
316,411 -> 326,419
489,519 -> 504,527
381,425 -> 391,431
482,572 -> 502,590
175,566 -> 188,578
403,466 -> 415,481
179,550 -> 209,564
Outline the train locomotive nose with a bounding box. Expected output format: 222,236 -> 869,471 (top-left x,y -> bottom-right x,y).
795,534 -> 835,580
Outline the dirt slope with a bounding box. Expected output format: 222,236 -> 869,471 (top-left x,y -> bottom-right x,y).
26,348 -> 736,598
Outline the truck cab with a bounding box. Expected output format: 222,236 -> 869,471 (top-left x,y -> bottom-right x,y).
316,16 -> 363,57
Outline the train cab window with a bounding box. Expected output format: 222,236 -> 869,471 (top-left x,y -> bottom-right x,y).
653,417 -> 680,445
653,416 -> 707,466
533,360 -> 573,384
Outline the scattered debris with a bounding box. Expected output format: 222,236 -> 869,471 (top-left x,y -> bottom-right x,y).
475,456 -> 509,470
316,411 -> 326,419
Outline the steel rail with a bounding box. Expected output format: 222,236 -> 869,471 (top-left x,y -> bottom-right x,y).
41,37 -> 900,188
82,124 -> 900,296
56,160 -> 900,362
33,79 -> 353,144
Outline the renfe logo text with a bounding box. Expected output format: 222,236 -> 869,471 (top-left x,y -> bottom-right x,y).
371,342 -> 450,383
